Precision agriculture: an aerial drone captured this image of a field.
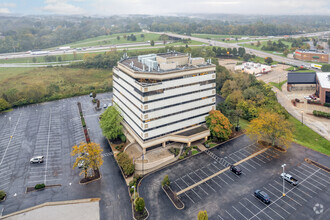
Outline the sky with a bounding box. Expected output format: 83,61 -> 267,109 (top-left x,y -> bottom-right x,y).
0,0 -> 329,16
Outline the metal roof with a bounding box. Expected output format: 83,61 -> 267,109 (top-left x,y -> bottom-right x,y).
287,72 -> 316,84
316,72 -> 330,89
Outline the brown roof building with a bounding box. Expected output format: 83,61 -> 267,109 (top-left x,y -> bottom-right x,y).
294,50 -> 329,63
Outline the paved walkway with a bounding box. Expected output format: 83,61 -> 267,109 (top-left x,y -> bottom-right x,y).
274,86 -> 330,141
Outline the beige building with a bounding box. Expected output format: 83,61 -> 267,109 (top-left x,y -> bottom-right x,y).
113,52 -> 216,154
294,50 -> 329,63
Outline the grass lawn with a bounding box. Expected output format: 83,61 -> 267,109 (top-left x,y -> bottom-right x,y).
239,118 -> 250,130
0,67 -> 112,104
242,40 -> 292,57
288,115 -> 330,155
269,80 -> 287,91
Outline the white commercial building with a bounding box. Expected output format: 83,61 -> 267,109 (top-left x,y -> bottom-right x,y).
113,52 -> 216,153
235,62 -> 272,75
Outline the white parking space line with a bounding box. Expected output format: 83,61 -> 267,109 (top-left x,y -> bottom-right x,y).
0,112 -> 22,167
232,206 -> 248,220
187,175 -> 209,194
218,215 -> 224,220
244,198 -> 273,220
180,177 -> 202,199
193,170 -> 216,192
290,169 -> 324,190
274,179 -> 312,198
268,184 -> 302,206
225,210 -> 236,220
262,187 -> 293,213
215,175 -> 228,185
238,201 -> 261,220
175,182 -> 195,204
297,167 -> 329,186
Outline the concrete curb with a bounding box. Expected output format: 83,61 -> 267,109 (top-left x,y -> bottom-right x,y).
78,174 -> 102,185
305,158 -> 330,173
162,186 -> 184,210
1,198 -> 101,219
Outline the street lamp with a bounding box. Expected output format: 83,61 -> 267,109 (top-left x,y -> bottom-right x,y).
281,164 -> 286,197
301,110 -> 304,125
131,185 -> 136,199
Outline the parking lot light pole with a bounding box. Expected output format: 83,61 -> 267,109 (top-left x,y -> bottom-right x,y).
282,164 -> 286,197
301,110 -> 304,125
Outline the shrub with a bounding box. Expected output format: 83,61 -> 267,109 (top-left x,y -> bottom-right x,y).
122,163 -> 135,176
129,180 -> 137,187
179,155 -> 184,160
132,191 -> 139,201
313,110 -> 330,119
162,175 -> 170,187
324,103 -> 330,107
35,183 -> 45,189
0,190 -> 6,200
134,197 -> 145,212
119,134 -> 126,143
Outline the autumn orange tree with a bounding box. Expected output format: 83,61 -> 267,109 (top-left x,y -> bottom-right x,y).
71,142 -> 104,178
206,110 -> 232,141
246,112 -> 293,148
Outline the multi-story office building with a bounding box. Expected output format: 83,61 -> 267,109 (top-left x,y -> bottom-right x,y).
113,52 -> 216,153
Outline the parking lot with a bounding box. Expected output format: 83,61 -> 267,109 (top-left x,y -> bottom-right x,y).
0,93 -> 132,219
139,135 -> 329,219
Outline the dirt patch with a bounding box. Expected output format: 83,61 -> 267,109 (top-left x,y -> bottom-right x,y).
80,169 -> 101,184
162,185 -> 184,210
26,184 -> 61,193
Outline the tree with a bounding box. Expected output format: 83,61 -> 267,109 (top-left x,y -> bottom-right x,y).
135,197 -> 145,212
32,57 -> 37,63
283,49 -> 289,57
0,190 -> 6,200
140,34 -> 144,39
100,105 -> 123,140
92,92 -> 96,100
264,57 -> 273,64
162,175 -> 170,186
150,40 -> 155,46
116,152 -> 135,176
57,56 -> 62,62
198,210 -> 208,220
117,36 -> 120,40
71,142 -> 104,178
243,53 -> 251,61
321,64 -> 330,72
246,112 -> 293,148
232,48 -> 238,56
0,98 -> 10,111
256,41 -> 261,47
206,110 -> 232,141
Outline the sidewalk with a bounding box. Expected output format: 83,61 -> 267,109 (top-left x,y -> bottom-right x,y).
274,86 -> 330,141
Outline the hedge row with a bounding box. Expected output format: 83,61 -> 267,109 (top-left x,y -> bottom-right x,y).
313,110 -> 330,119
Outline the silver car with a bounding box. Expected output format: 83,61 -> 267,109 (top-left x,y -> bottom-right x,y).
30,156 -> 44,163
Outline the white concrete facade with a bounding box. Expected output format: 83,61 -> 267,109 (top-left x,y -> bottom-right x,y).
113,52 -> 216,148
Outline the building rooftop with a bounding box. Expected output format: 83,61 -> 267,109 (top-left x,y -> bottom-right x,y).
296,49 -> 328,55
119,52 -> 213,74
316,72 -> 330,89
287,72 -> 316,85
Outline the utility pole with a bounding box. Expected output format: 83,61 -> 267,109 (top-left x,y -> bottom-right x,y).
142,153 -> 144,176
301,110 -> 304,125
282,164 -> 286,197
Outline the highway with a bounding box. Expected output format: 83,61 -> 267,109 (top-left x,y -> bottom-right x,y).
150,31 -> 329,67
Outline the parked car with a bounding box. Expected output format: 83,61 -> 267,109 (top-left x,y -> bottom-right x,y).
281,173 -> 298,186
89,93 -> 93,97
304,96 -> 312,100
230,165 -> 242,175
103,104 -> 107,108
254,190 -> 271,204
30,156 -> 44,164
255,74 -> 262,77
309,95 -> 317,100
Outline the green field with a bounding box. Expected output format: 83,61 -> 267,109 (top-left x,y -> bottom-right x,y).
269,80 -> 287,91
57,32 -> 200,48
240,115 -> 329,155
0,40 -> 203,64
192,33 -> 267,43
242,40 -> 292,57
289,115 -> 330,155
0,67 -> 112,105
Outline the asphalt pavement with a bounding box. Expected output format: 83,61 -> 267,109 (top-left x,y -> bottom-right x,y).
0,92 -> 132,219
139,134 -> 330,219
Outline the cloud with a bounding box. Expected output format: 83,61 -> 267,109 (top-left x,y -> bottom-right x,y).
43,0 -> 84,15
0,3 -> 16,7
0,8 -> 10,14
